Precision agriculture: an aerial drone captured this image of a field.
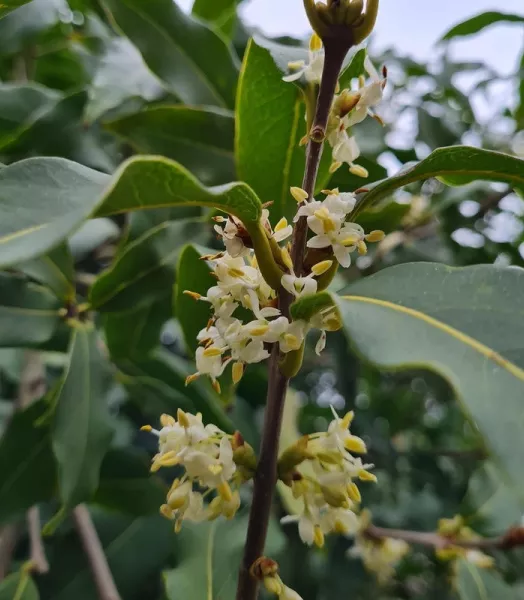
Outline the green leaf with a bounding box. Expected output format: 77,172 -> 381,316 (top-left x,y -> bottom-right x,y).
293,263 -> 524,492
355,201 -> 411,234
236,38 -> 331,223
51,511 -> 172,600
16,243 -> 75,300
0,83 -> 61,151
85,38 -> 164,123
355,146 -> 524,217
441,11 -> 524,41
94,448 -> 167,516
104,295 -> 171,360
0,273 -> 61,348
175,245 -> 215,355
338,47 -> 367,90
102,0 -> 239,108
192,0 -> 239,38
0,401 -> 56,526
89,221 -> 184,312
0,571 -> 39,600
0,0 -> 34,19
0,155 -> 261,268
164,513 -> 285,600
465,462 -> 524,534
106,106 -> 236,185
52,326 -> 114,508
456,560 -> 520,599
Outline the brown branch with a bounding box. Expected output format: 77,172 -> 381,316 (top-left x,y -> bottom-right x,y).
366,524 -> 524,551
26,507 -> 49,574
235,36 -> 352,600
73,505 -> 122,600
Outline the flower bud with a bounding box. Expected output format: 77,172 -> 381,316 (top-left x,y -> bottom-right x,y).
278,436 -> 314,481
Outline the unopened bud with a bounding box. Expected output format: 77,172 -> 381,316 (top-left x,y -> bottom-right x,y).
278,436 -> 313,480
309,32 -> 322,51
347,481 -> 362,503
344,434 -> 367,454
251,556 -> 279,579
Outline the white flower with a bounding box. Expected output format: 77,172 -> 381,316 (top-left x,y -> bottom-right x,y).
320,507 -> 359,536
344,57 -> 385,128
272,217 -> 293,242
315,330 -> 327,355
213,218 -> 249,258
183,436 -> 236,489
281,273 -> 318,298
283,49 -> 324,85
307,222 -> 365,268
331,132 -> 361,169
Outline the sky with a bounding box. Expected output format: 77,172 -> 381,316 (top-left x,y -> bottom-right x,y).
179,0 -> 524,74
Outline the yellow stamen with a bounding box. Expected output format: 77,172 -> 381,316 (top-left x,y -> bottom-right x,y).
357,240 -> 368,255
290,186 -> 308,203
160,504 -> 173,519
313,525 -> 325,548
329,161 -> 342,174
358,74 -> 366,88
358,469 -> 377,483
281,247 -> 293,270
344,435 -> 367,454
334,519 -> 349,534
232,361 -> 244,384
341,410 -> 355,429
347,481 -> 362,503
212,379 -> 221,394
203,347 -> 223,357
208,464 -> 223,475
341,235 -> 360,247
168,495 -> 186,510
275,217 -> 289,232
349,164 -> 369,178
217,481 -> 233,502
287,59 -> 306,70
365,230 -> 386,243
311,260 -> 333,276
177,408 -> 190,428
263,576 -> 283,595
309,32 -> 322,51
183,290 -> 201,300
140,424 -> 152,432
228,267 -> 245,278
250,325 -> 270,336
185,373 -> 199,386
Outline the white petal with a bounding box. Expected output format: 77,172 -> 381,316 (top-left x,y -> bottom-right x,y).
259,306 -> 281,318
306,215 -> 326,236
283,66 -> 306,82
307,235 -> 331,249
273,225 -> 293,242
333,244 -> 352,268
315,330 -> 327,355
298,515 -> 315,546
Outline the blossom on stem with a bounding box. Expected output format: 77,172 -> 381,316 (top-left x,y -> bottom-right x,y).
283,33 -> 324,85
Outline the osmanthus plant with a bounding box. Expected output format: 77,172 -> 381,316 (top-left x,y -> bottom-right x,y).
1,0 -> 524,599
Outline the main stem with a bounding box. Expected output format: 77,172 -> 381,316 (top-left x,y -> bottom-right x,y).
235,38 -> 351,600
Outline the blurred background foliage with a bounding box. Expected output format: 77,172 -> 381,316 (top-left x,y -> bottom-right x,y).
0,1 -> 523,599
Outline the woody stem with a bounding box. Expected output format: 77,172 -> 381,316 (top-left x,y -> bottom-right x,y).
235,37 -> 351,600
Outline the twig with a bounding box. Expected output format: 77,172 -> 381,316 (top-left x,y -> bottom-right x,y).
0,526 -> 20,580
26,507 -> 49,574
73,505 -> 122,600
366,524 -> 524,551
235,36 -> 351,600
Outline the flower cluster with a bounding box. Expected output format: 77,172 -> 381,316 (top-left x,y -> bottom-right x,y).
436,516 -> 494,569
284,35 -> 387,177
141,411 -> 255,531
280,407 -> 376,547
348,510 -> 410,584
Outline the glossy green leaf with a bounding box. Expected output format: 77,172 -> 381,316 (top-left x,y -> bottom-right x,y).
442,11 -> 524,41
0,0 -> 34,19
164,513 -> 285,600
102,0 -> 239,108
192,0 -> 239,38
52,325 -> 114,508
85,38 -> 164,123
0,83 -> 61,151
52,511 -> 172,600
16,243 -> 75,300
94,448 -> 167,516
465,462 -> 524,534
175,245 -> 214,355
355,146 -> 524,217
0,273 -> 61,348
0,571 -> 39,600
293,263 -> 524,491
104,294 -> 171,360
89,221 -> 184,312
0,401 -> 56,525
456,560 -> 520,599
236,38 -> 331,223
0,155 -> 261,268
106,106 -> 236,185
